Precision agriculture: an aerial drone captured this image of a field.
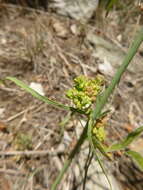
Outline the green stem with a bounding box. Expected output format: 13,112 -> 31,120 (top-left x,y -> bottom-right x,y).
51,124 -> 88,190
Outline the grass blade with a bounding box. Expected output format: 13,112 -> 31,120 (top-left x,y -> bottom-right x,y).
93,28 -> 143,121
125,150 -> 143,171
106,0 -> 119,10
51,124 -> 88,190
6,77 -> 83,113
107,126 -> 143,152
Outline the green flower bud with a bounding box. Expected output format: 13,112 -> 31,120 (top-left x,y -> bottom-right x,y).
66,75 -> 105,113
93,126 -> 106,142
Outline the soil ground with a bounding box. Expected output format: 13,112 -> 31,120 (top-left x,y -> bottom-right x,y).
0,1 -> 143,190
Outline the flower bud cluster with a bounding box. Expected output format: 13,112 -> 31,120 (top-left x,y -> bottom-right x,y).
66,75 -> 104,113
92,116 -> 107,142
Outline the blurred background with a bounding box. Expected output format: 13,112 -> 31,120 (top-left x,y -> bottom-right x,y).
0,0 -> 143,189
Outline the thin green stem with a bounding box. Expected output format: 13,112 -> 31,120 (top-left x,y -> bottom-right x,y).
51,123 -> 88,190
82,147 -> 93,190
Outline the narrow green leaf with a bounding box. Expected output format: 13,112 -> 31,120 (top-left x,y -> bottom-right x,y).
106,0 -> 119,10
107,126 -> 143,152
51,124 -> 88,190
6,77 -> 83,113
125,150 -> 143,171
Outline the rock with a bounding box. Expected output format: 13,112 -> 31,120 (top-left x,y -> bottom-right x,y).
29,82 -> 45,96
86,31 -> 143,77
50,0 -> 99,21
5,0 -> 99,22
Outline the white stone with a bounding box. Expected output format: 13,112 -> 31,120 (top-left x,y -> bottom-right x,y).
29,82 -> 45,96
